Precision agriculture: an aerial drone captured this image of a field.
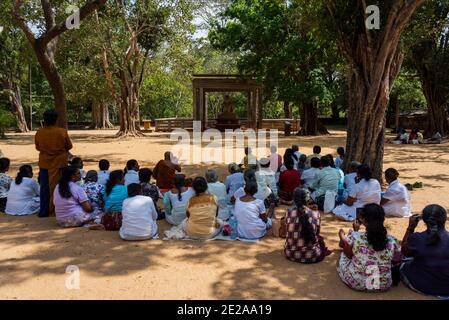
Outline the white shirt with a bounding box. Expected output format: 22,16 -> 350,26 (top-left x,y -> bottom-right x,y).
350,178 -> 381,207
207,182 -> 229,220
344,172 -> 357,195
382,180 -> 411,217
234,197 -> 268,239
124,170 -> 140,186
258,168 -> 278,195
5,177 -> 40,216
120,195 -> 158,239
97,170 -> 110,186
301,167 -> 320,188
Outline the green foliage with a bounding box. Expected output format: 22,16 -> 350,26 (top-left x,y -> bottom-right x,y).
0,108 -> 15,137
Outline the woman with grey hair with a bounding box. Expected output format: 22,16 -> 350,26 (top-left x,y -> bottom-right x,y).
206,169 -> 229,220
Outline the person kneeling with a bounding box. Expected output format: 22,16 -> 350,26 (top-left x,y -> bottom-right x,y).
234,181 -> 274,240
120,184 -> 158,241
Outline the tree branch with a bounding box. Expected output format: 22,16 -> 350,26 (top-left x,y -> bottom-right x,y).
41,0 -> 56,30
12,0 -> 37,47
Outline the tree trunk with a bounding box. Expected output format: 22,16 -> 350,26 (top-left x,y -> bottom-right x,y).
91,100 -> 113,129
283,101 -> 291,119
4,80 -> 29,132
331,102 -> 340,120
35,41 -> 68,128
421,76 -> 448,137
298,103 -> 329,136
116,71 -> 143,137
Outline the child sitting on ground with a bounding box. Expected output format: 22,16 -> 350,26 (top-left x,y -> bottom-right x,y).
70,157 -> 86,185
0,158 -> 12,212
120,183 -> 159,241
139,168 -> 164,220
97,159 -> 111,186
124,159 -> 140,186
83,170 -> 105,223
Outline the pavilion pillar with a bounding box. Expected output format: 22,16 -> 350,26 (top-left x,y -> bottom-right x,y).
257,88 -> 263,129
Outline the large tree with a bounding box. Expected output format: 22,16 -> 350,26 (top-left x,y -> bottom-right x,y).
94,0 -> 193,137
12,0 -> 107,128
327,0 -> 426,180
209,0 -> 337,135
408,1 -> 449,136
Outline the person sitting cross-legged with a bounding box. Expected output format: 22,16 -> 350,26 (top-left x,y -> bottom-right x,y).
332,164 -> 381,221
381,168 -> 411,218
5,165 -> 40,216
284,188 -> 330,264
310,156 -> 339,211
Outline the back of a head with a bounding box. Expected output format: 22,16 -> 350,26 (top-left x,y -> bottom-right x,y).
284,158 -> 294,170
292,145 -> 299,152
193,176 -> 208,195
15,165 -> 32,185
259,158 -> 270,168
357,164 -> 372,181
205,169 -> 218,183
0,157 -> 10,171
126,159 -> 138,171
270,145 -> 277,153
106,170 -> 124,196
385,168 -> 399,182
127,183 -> 142,198
363,204 -> 388,251
139,168 -> 152,183
349,161 -> 361,172
320,156 -> 330,168
310,157 -> 321,169
173,174 -> 186,201
293,188 -> 309,208
164,151 -> 172,160
244,169 -> 256,183
228,163 -> 239,174
337,147 -> 345,157
59,165 -> 79,199
313,146 -> 321,154
293,188 -> 316,245
70,157 -> 83,167
43,110 -> 58,126
99,159 -> 110,171
85,170 -> 98,183
422,204 -> 447,245
299,154 -> 307,164
244,180 -> 258,196
326,154 -> 335,168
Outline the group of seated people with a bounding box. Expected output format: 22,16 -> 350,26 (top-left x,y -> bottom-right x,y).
391,128 -> 444,145
1,145 -> 448,298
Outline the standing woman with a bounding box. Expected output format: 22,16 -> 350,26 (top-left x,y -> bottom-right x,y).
35,110 -> 73,217
284,188 -> 329,264
5,165 -> 40,216
400,205 -> 449,297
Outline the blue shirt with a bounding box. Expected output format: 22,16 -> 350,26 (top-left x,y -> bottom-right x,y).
104,185 -> 128,212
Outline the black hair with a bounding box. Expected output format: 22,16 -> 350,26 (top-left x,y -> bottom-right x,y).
320,156 -> 330,167
293,188 -> 316,245
313,146 -> 321,154
85,170 -> 98,183
310,157 -> 321,168
127,183 -> 142,198
385,168 -> 399,182
422,204 -> 447,245
139,168 -> 152,183
58,166 -> 79,199
0,157 -> 10,172
193,176 -> 208,195
43,110 -> 58,126
326,154 -> 336,168
284,158 -> 294,170
99,159 -> 110,171
173,174 -> 186,201
337,147 -> 345,157
292,145 -> 299,152
299,154 -> 307,164
363,204 -> 388,251
124,159 -> 138,174
244,181 -> 258,196
357,164 -> 372,181
15,165 -> 32,185
70,157 -> 83,168
106,170 -> 124,196
244,169 -> 257,183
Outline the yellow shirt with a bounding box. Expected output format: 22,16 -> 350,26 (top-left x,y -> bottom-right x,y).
185,194 -> 219,238
35,126 -> 73,169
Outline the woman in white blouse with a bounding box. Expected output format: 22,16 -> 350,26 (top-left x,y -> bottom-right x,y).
332,164 -> 381,221
381,168 -> 411,218
5,165 -> 40,216
205,169 -> 229,220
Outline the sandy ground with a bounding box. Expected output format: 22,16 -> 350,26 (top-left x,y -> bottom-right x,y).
0,129 -> 447,300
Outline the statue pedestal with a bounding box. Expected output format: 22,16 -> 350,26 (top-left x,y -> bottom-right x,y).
215,112 -> 240,131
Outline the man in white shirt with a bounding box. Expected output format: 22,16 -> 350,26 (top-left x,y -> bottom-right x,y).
97,159 -> 111,186
381,168 -> 411,217
343,161 -> 361,200
301,157 -> 321,188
